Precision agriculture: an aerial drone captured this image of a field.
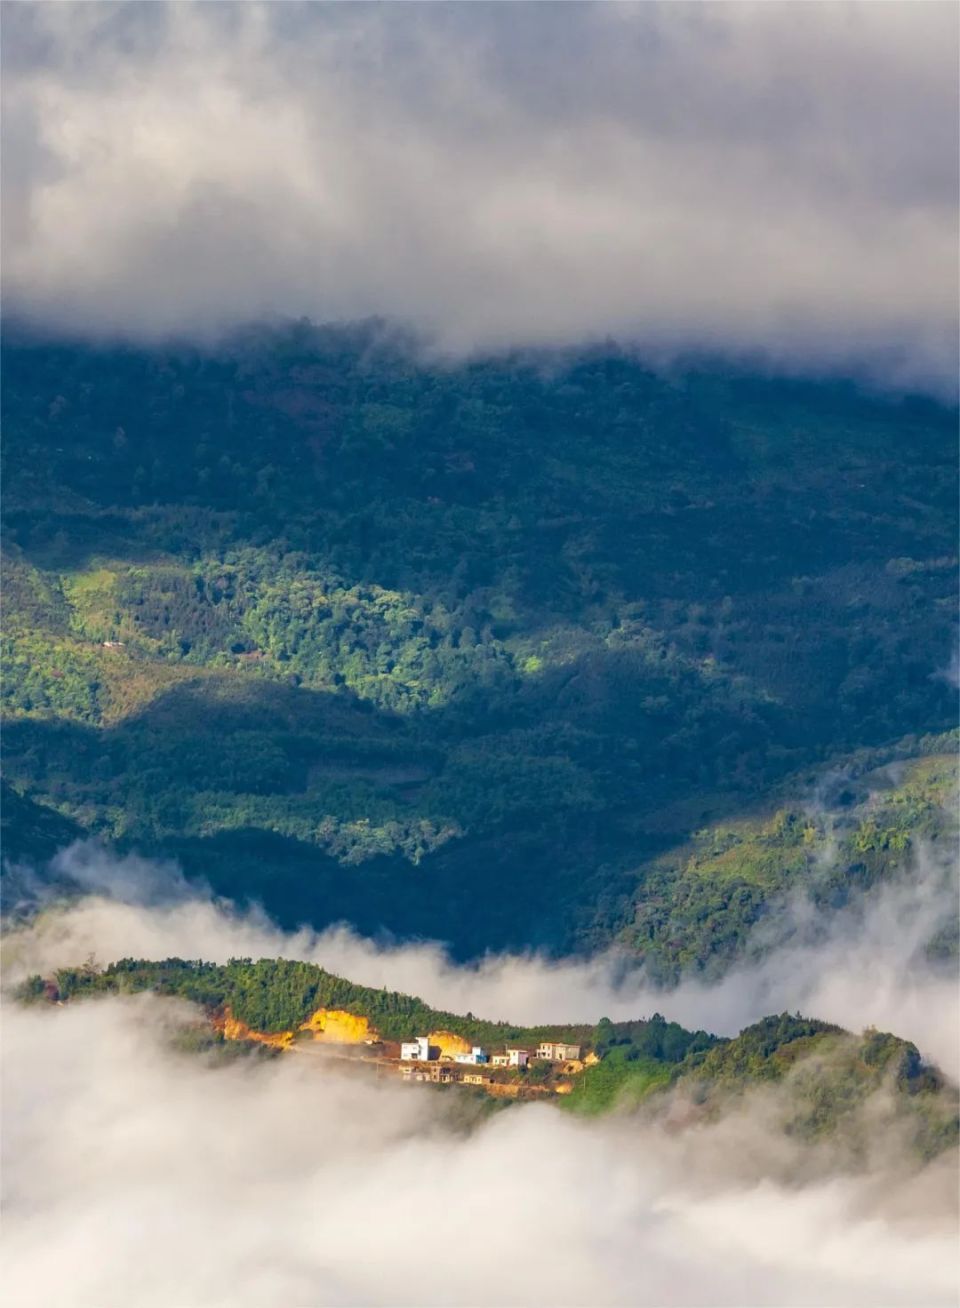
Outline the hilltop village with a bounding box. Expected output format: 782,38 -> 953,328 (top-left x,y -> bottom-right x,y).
395,1035 -> 594,1097
22,958 -> 723,1109
218,1010 -> 598,1100
20,961 -> 958,1153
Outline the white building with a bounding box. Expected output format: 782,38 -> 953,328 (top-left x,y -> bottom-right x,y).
454,1047 -> 489,1065
536,1041 -> 581,1061
507,1048 -> 529,1068
400,1035 -> 434,1062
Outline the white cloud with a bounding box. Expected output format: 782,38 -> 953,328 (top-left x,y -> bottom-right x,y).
6,837 -> 958,1076
2,2 -> 957,392
3,994 -> 957,1308
4,838 -> 957,1307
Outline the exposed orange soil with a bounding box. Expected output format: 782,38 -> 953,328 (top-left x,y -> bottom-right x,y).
298,1009 -> 376,1043
426,1030 -> 473,1058
215,1011 -> 295,1049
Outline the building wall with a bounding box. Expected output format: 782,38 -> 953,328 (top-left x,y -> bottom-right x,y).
537,1042 -> 581,1061
400,1036 -> 435,1061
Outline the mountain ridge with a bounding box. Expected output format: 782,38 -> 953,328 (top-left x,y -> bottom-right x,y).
17,953 -> 958,1157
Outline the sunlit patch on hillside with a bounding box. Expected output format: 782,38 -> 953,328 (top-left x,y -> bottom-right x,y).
299,1008 -> 376,1044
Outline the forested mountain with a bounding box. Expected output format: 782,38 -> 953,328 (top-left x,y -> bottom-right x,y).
2,322 -> 957,961
19,955 -> 958,1157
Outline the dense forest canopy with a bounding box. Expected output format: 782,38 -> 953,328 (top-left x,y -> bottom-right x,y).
2,322 -> 957,962
22,953 -> 713,1050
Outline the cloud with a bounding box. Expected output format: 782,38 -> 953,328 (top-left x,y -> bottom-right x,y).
2,2 -> 957,393
6,836 -> 958,1077
4,839 -> 957,1305
3,993 -> 957,1308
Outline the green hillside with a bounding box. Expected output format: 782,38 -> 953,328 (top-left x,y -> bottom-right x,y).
564,1011 -> 958,1163
17,956 -> 958,1156
2,324 -> 956,959
619,749 -> 958,980
17,953 -> 716,1053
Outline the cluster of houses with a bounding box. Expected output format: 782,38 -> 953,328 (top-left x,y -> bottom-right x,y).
397,1035 -> 583,1086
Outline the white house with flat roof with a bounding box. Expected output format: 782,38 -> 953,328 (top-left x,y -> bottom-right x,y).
400,1036 -> 434,1061
506,1048 -> 529,1068
454,1047 -> 489,1065
537,1041 -> 581,1061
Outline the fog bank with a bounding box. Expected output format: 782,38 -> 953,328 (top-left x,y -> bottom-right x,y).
3,995 -> 956,1308
4,840 -> 958,1306
3,3 -> 957,393
5,839 -> 957,1076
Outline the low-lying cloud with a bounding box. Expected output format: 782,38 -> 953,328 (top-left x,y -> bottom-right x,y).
3,838 -> 958,1306
3,993 -> 957,1308
2,2 -> 958,393
5,837 -> 958,1077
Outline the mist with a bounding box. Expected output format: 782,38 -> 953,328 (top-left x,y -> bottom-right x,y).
3,993 -> 957,1308
3,2 -> 958,394
5,837 -> 958,1077
4,834 -> 958,1306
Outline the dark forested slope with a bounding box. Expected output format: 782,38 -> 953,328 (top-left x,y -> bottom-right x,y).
2,323 -> 956,958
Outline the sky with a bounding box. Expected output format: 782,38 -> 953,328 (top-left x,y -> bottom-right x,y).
2,1 -> 958,393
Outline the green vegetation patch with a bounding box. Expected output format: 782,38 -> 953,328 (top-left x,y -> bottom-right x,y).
15,961 -> 957,1157
560,1048 -> 672,1115
674,1014 -> 959,1160
2,328 -> 956,961
21,956 -> 597,1043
